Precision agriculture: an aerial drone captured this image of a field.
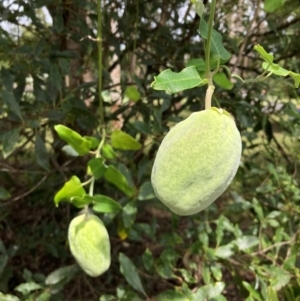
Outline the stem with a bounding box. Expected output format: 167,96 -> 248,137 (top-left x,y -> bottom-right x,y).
97,0 -> 104,125
204,0 -> 217,109
205,85 -> 215,110
204,0 -> 217,77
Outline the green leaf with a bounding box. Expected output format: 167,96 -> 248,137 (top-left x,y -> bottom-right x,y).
111,130 -> 142,151
36,291 -> 51,301
93,194 -> 122,213
199,19 -> 231,61
191,0 -> 205,18
70,194 -> 94,208
267,287 -> 279,301
14,282 -> 43,295
262,62 -> 300,88
54,176 -> 86,206
151,67 -> 206,94
2,129 -> 19,159
102,144 -> 116,159
104,165 -> 135,197
157,290 -> 188,301
0,187 -> 11,200
138,181 -> 155,201
1,90 -> 23,121
54,125 -> 91,156
142,248 -> 154,272
0,293 -> 20,301
242,281 -> 263,301
264,0 -> 286,12
83,136 -> 100,149
192,282 -> 225,300
125,86 -> 140,102
122,199 -> 137,228
35,133 -> 50,171
234,236 -> 259,251
269,267 -> 291,291
88,158 -> 107,179
253,44 -> 274,65
119,253 -> 146,296
213,72 -> 234,90
45,264 -> 79,285
62,145 -> 79,157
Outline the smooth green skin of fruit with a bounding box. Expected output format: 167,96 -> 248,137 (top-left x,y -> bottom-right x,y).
68,214 -> 111,277
151,107 -> 242,216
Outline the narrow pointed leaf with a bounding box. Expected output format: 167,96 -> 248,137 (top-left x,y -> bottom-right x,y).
2,129 -> 19,159
2,90 -> 23,121
111,130 -> 142,151
54,125 -> 91,156
45,264 -> 79,285
35,133 -> 50,171
93,194 -> 122,213
151,67 -> 206,94
119,253 -> 146,296
104,165 -> 134,197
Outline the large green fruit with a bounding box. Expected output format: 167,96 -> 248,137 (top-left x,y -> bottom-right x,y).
68,213 -> 111,277
151,107 -> 242,216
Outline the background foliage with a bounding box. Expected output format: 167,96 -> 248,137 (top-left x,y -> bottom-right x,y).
1,0 -> 300,300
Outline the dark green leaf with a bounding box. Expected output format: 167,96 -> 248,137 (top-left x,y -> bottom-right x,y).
199,19 -> 231,61
54,176 -> 86,206
0,187 -> 11,200
119,253 -> 146,296
138,181 -> 155,201
1,90 -> 23,121
93,194 -> 122,213
35,133 -> 50,171
111,130 -> 142,151
2,129 -> 19,159
122,199 -> 137,228
54,125 -> 91,156
104,165 -> 135,197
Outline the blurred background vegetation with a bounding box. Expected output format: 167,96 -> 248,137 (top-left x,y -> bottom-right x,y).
1,0 -> 300,300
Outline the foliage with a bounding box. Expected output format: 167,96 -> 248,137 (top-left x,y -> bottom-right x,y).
1,0 -> 300,300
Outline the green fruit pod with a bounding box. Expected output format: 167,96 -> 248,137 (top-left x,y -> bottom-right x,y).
68,213 -> 111,277
151,107 -> 242,216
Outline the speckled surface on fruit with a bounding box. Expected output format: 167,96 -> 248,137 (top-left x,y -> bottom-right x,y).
68,214 -> 111,277
151,107 -> 242,216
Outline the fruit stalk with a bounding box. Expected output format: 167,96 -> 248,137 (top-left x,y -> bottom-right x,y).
204,0 -> 217,109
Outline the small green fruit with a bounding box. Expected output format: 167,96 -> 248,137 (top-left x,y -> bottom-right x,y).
151,107 -> 242,216
68,213 -> 111,277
